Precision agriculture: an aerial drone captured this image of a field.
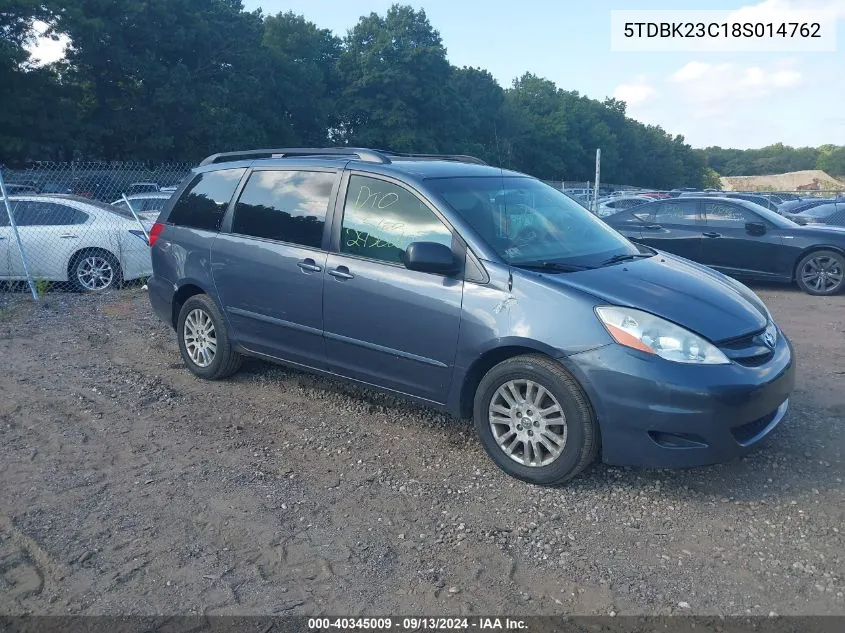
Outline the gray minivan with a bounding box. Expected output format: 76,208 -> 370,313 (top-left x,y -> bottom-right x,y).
147,148 -> 795,485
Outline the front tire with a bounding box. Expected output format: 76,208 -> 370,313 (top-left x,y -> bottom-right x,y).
473,354 -> 599,486
176,294 -> 242,380
795,250 -> 845,296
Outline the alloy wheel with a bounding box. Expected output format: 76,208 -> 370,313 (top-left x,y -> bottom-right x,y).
488,379 -> 568,467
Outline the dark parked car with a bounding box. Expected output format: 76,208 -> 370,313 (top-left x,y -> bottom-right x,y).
605,196 -> 845,295
2,183 -> 38,195
70,175 -> 121,201
793,203 -> 845,226
722,193 -> 781,212
147,148 -> 795,485
816,208 -> 845,228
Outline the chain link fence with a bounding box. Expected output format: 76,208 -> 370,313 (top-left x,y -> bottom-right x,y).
1,163 -> 843,300
0,162 -> 191,297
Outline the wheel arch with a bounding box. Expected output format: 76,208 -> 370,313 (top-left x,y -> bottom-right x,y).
171,281 -> 214,329
67,246 -> 122,286
455,341 -> 586,420
792,245 -> 845,281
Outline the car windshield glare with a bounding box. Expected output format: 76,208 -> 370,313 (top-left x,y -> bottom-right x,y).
428,176 -> 641,267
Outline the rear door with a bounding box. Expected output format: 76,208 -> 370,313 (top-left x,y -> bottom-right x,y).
8,201 -> 89,280
211,167 -> 338,367
321,172 -> 464,403
699,201 -> 788,280
635,199 -> 704,261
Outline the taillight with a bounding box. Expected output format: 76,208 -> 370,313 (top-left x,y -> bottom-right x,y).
148,222 -> 164,247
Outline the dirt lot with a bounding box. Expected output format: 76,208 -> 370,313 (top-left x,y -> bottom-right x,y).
0,284 -> 843,616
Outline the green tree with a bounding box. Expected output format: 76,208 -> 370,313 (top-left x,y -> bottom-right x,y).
443,66 -> 506,163
335,4 -> 454,151
816,145 -> 845,177
259,11 -> 342,146
0,1 -> 78,162
49,0 -> 268,161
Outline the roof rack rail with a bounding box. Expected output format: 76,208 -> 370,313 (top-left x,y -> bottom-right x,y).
199,147 -> 490,167
379,151 -> 488,166
198,147 -> 390,166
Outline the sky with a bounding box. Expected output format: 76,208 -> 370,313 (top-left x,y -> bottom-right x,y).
27,0 -> 845,150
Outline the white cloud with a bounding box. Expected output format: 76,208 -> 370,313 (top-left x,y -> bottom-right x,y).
613,77 -> 655,107
613,55 -> 830,148
665,59 -> 803,118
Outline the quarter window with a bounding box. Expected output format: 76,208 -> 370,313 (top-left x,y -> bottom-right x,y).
341,175 -> 453,266
232,170 -> 335,248
168,168 -> 246,231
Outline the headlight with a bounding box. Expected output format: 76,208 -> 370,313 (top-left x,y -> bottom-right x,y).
595,306 -> 730,364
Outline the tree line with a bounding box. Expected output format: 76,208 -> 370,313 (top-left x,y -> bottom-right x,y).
3,1 -> 837,188
698,144 -> 845,179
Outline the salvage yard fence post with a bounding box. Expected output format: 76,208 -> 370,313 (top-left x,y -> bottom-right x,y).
0,168 -> 39,302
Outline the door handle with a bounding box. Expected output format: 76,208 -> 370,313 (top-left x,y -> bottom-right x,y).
59,234 -> 78,239
0,236 -> 6,241
643,224 -> 662,230
327,266 -> 354,280
297,259 -> 322,273
703,232 -> 721,238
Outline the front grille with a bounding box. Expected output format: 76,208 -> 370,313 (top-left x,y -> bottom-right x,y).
731,409 -> 779,445
719,325 -> 776,367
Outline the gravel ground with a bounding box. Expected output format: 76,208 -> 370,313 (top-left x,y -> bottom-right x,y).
0,285 -> 843,616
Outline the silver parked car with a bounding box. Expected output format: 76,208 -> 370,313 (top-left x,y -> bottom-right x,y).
595,195 -> 652,218
1,195 -> 152,291
111,193 -> 172,221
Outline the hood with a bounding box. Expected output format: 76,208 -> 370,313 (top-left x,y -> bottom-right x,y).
534,253 -> 767,343
794,224 -> 845,237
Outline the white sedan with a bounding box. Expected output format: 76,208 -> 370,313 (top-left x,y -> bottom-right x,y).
111,192 -> 172,222
595,195 -> 653,218
0,195 -> 152,292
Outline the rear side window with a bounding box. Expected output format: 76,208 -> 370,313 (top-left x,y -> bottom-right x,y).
10,201 -> 88,226
168,168 -> 245,231
232,170 -> 335,248
653,200 -> 699,225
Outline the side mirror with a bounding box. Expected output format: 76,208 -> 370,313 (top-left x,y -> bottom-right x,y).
746,221 -> 767,235
403,241 -> 459,275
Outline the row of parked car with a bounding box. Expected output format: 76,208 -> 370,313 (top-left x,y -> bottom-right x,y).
2,178 -> 180,200
2,169 -> 844,297
590,189 -> 845,228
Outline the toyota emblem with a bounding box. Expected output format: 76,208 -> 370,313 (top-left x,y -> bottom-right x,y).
764,330 -> 776,348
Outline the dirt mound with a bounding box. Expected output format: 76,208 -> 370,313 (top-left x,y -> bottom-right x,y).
720,169 -> 845,192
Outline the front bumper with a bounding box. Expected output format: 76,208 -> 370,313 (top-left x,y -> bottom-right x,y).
564,331 -> 795,469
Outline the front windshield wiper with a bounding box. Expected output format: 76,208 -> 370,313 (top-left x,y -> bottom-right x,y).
514,261 -> 594,273
599,252 -> 654,266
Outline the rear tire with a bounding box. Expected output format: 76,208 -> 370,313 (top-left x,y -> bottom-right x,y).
69,249 -> 121,293
473,354 -> 599,486
176,294 -> 242,380
795,250 -> 845,296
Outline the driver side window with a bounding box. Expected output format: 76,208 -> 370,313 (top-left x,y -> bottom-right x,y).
341,175 -> 453,266
704,202 -> 756,228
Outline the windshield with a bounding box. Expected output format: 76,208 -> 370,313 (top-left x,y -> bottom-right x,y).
429,176 -> 641,267
737,201 -> 800,228
802,204 -> 839,218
